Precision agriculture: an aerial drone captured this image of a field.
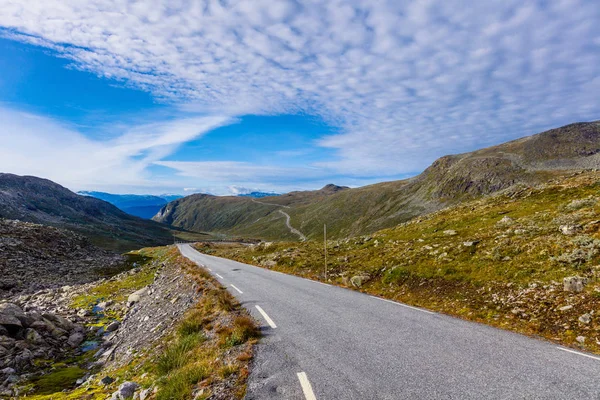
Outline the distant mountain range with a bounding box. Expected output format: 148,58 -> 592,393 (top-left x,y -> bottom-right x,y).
154,121 -> 600,241
78,191 -> 183,219
237,191 -> 281,198
0,174 -> 177,251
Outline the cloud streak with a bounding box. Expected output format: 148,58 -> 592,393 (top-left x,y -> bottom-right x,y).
0,0 -> 599,179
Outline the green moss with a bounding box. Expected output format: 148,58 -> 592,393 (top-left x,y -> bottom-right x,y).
30,366 -> 87,395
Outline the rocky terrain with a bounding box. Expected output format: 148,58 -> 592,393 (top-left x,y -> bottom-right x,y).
154,121 -> 600,242
0,219 -> 124,298
0,245 -> 257,399
0,174 -> 176,252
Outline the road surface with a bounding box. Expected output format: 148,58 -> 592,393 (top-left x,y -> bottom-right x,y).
178,244 -> 600,399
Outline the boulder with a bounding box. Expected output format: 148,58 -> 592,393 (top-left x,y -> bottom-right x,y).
25,328 -> 45,345
42,313 -> 74,331
106,321 -> 120,333
443,230 -> 457,236
498,216 -> 514,225
67,332 -> 85,348
127,288 -> 148,307
0,303 -> 25,330
112,381 -> 139,400
576,336 -> 586,344
579,313 -> 592,324
100,376 -> 115,385
563,276 -> 588,292
0,345 -> 7,358
350,275 -> 371,288
559,224 -> 582,235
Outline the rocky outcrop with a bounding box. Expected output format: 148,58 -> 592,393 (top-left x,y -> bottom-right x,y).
0,219 -> 124,298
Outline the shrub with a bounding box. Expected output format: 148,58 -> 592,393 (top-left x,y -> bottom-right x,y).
157,333 -> 205,375
156,363 -> 210,400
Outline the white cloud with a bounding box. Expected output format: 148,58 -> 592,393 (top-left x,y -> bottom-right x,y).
0,0 -> 599,179
0,106 -> 231,192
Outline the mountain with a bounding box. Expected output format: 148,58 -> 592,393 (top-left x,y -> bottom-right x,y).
0,174 -> 176,251
238,191 -> 281,198
78,191 -> 183,219
154,121 -> 600,241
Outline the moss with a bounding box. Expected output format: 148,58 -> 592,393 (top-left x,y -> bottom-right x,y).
30,366 -> 87,395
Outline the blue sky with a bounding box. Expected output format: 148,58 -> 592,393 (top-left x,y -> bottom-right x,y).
0,1 -> 598,195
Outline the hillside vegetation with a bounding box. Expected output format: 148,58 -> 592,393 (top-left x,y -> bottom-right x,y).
195,170 -> 600,353
0,174 -> 206,251
156,121 -> 600,241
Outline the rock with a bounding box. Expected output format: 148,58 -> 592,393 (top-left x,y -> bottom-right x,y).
498,216 -> 514,225
114,381 -> 139,399
350,275 -> 370,288
463,241 -> 480,247
0,303 -> 24,329
443,230 -> 457,236
139,388 -> 152,400
42,313 -> 74,331
563,276 -> 588,292
0,345 -> 6,358
559,224 -> 582,235
579,313 -> 592,324
14,349 -> 32,370
77,309 -> 91,318
25,328 -> 45,345
106,321 -> 120,333
127,288 -> 148,307
559,305 -> 573,311
576,336 -> 586,344
0,368 -> 16,376
100,376 -> 115,385
67,332 -> 85,348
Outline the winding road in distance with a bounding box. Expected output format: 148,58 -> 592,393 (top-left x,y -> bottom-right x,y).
178,244 -> 600,400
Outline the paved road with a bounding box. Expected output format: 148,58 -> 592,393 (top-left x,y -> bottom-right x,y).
178,244 -> 600,399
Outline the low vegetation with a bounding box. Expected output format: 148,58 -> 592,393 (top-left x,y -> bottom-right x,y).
24,246 -> 259,399
196,170 -> 600,354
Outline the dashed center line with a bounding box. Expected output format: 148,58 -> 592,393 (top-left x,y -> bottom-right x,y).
297,372 -> 317,400
255,305 -> 277,328
215,273 -> 224,279
369,295 -> 435,315
231,284 -> 243,294
557,347 -> 600,361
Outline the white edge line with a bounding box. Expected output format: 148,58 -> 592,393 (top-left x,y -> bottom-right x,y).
215,273 -> 224,279
255,305 -> 277,328
231,284 -> 243,294
369,295 -> 435,315
557,347 -> 600,361
297,372 -> 317,400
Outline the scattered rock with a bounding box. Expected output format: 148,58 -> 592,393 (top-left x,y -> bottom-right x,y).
497,216 -> 514,225
101,376 -> 115,385
579,313 -> 592,324
106,321 -> 121,333
559,224 -> 582,235
67,332 -> 85,348
463,240 -> 480,247
443,230 -> 457,236
139,387 -> 152,400
559,305 -> 573,311
563,276 -> 588,292
111,381 -> 139,400
576,336 -> 586,344
350,275 -> 371,288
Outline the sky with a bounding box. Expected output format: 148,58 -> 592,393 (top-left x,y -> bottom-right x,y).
0,1 -> 598,195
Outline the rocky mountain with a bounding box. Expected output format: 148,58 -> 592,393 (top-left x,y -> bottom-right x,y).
237,191 -> 281,198
154,121 -> 600,241
0,174 -> 175,251
78,191 -> 183,219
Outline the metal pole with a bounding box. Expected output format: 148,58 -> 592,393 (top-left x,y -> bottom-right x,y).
324,224 -> 327,280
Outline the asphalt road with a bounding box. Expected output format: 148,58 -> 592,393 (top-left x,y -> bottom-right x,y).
178,244 -> 600,399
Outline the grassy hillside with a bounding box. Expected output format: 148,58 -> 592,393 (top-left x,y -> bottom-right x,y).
0,173 -> 190,252
195,170 -> 600,353
156,121 -> 600,241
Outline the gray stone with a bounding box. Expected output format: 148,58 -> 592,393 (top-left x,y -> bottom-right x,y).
498,216 -> 514,225
559,305 -> 573,311
563,276 -> 588,292
67,332 -> 85,348
443,230 -> 457,236
350,275 -> 370,288
0,368 -> 16,376
25,328 -> 45,345
559,224 -> 582,235
576,336 -> 586,344
116,381 -> 139,399
106,321 -> 120,333
139,388 -> 152,400
463,241 -> 480,247
579,313 -> 592,324
0,303 -> 24,329
100,376 -> 115,385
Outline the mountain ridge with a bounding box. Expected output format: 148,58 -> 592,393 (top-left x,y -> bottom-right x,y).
153,121 -> 600,241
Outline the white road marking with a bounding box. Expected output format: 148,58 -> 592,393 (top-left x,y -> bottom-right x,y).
369,295 -> 435,315
215,273 -> 224,279
231,284 -> 243,294
297,372 -> 317,400
207,268 -> 212,271
255,305 -> 277,328
557,347 -> 600,361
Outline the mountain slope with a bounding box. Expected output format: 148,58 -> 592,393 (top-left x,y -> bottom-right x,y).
0,174 -> 175,251
155,121 -> 600,241
78,191 -> 183,219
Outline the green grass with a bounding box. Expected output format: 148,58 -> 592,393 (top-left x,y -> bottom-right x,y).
29,366 -> 87,395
